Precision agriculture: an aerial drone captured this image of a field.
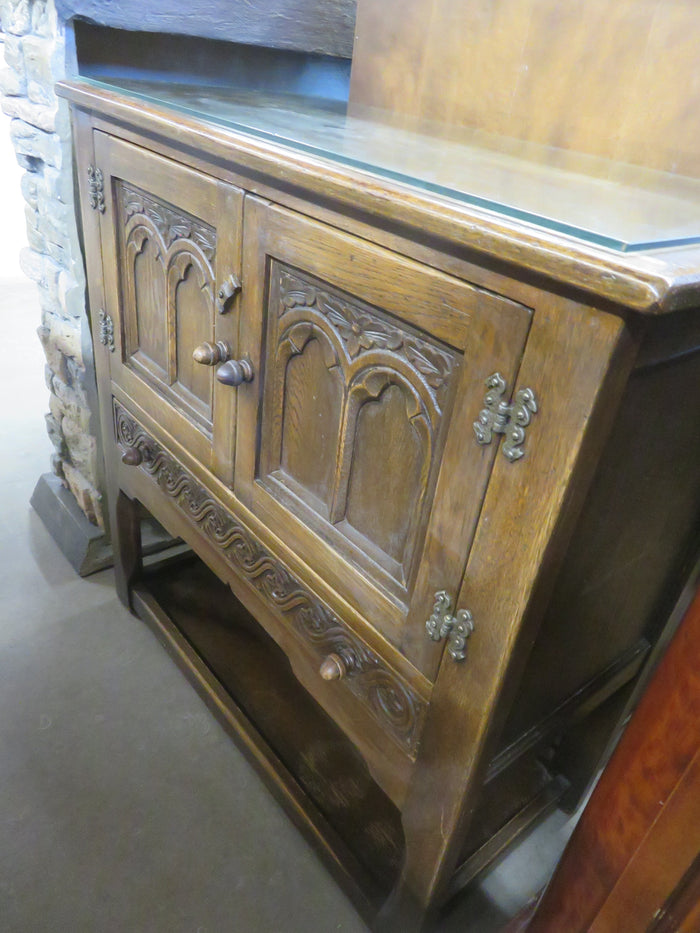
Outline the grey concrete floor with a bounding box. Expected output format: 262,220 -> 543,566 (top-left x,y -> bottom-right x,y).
0,278 -> 576,932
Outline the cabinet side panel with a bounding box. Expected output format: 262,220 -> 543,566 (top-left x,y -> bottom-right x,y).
389,301 -> 637,925
500,347 -> 700,748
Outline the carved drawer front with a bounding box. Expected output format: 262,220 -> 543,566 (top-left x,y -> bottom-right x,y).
114,398 -> 426,796
236,198 -> 532,680
94,132 -> 244,483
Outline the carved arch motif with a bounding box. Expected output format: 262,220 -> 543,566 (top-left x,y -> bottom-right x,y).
118,182 -> 217,396
123,218 -> 168,376
277,266 -> 455,408
331,366 -> 434,527
265,263 -> 458,578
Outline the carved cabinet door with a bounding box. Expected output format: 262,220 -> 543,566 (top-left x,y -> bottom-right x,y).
236,198 -> 532,679
94,132 -> 243,481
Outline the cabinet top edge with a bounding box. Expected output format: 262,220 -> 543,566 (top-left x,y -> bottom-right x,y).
57,78 -> 700,317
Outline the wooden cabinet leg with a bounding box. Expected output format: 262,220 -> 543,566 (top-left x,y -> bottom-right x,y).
374,826 -> 446,933
375,883 -> 434,933
113,489 -> 142,610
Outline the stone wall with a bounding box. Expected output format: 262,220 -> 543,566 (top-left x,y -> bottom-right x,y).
0,0 -> 104,528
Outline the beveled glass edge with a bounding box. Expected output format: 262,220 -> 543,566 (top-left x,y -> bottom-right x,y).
73,76 -> 700,254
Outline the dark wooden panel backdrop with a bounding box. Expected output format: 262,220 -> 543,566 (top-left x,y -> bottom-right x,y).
59,0 -> 357,58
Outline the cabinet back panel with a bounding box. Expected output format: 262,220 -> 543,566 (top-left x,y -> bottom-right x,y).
351,0 -> 700,177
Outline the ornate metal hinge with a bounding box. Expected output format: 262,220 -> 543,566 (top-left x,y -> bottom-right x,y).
473,372 -> 538,462
87,164 -> 105,213
425,590 -> 474,662
98,309 -> 115,352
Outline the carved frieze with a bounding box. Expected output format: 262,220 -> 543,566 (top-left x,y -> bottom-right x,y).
113,399 -> 427,755
119,182 -> 217,263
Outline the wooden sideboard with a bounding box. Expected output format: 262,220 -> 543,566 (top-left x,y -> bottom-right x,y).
57,75 -> 700,931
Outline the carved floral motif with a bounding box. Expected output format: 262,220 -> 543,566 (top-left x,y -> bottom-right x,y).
277,266 -> 456,404
119,182 -> 217,263
113,400 -> 427,755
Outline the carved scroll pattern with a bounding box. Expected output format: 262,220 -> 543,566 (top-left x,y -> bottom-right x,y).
119,182 -> 217,263
278,266 -> 456,409
113,400 -> 427,756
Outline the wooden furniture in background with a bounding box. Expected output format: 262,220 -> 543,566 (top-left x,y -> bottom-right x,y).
57,20 -> 700,926
525,567 -> 700,933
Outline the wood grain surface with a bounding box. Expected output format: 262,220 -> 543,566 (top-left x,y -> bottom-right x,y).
238,196 -> 531,678
377,302 -> 639,931
351,0 -> 700,177
62,0 -> 357,58
59,80 -> 700,315
527,575 -> 700,933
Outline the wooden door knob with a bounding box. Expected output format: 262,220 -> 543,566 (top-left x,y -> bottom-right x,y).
319,653 -> 348,681
121,446 -> 143,466
216,358 -> 254,386
192,340 -> 230,365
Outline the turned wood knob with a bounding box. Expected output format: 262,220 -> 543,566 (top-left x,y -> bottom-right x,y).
319,653 -> 348,681
121,446 -> 143,466
216,357 -> 254,387
192,340 -> 230,366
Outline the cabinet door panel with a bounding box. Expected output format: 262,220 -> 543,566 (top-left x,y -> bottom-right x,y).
276,328 -> 345,514
344,380 -> 428,567
238,198 -> 532,678
94,132 -> 243,482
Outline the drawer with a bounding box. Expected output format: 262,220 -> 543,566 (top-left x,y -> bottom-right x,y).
113,397 -> 426,805
95,131 -> 244,484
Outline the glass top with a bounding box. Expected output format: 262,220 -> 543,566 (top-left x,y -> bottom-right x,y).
82,75 -> 700,253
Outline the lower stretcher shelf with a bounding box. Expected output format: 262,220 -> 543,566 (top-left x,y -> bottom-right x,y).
132,546 -> 568,920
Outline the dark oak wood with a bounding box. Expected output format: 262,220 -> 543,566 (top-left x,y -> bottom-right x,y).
498,346 -> 700,761
94,131 -> 243,484
112,489 -> 142,609
130,568 -> 381,925
63,64 -> 700,932
238,197 -> 531,678
378,300 -> 640,932
65,1 -> 357,58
